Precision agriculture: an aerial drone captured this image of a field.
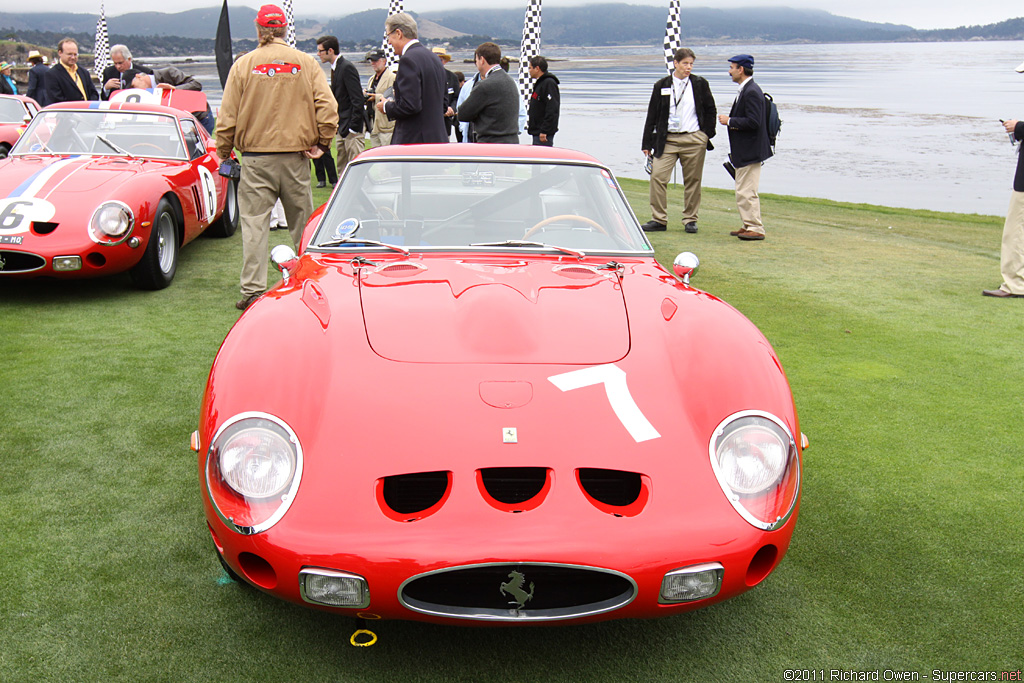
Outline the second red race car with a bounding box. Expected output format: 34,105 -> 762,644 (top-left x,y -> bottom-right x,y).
0,99 -> 238,289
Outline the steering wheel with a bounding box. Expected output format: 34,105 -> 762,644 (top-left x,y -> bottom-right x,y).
524,214 -> 607,239
129,142 -> 166,155
377,206 -> 399,220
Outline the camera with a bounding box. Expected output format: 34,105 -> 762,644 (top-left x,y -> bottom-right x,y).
218,158 -> 241,180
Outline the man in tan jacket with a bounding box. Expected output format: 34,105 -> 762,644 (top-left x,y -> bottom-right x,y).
215,3 -> 339,310
363,49 -> 396,148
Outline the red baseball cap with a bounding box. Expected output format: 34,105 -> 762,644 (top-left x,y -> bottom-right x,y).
256,4 -> 287,27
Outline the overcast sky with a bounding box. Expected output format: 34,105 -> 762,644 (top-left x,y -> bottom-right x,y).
72,0 -> 1019,32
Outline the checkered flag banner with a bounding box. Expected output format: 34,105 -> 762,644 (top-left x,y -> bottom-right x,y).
517,0 -> 542,105
282,0 -> 296,48
94,2 -> 111,74
663,0 -> 681,72
382,0 -> 404,68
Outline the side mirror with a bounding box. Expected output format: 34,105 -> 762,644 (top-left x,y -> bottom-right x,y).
271,245 -> 299,278
673,252 -> 699,285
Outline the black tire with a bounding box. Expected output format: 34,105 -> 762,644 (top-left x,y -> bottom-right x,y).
129,198 -> 179,290
0,143 -> 9,160
206,178 -> 239,238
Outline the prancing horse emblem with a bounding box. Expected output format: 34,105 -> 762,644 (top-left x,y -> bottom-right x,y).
499,571 -> 535,609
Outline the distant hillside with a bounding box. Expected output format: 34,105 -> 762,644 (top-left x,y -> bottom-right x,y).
2,4 -> 1020,57
917,16 -> 1024,41
420,5 -> 915,44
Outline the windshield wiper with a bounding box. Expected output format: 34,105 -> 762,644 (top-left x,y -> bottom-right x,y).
95,134 -> 134,158
470,240 -> 585,259
316,236 -> 410,254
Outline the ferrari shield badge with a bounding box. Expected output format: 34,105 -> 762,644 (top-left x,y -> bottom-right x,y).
502,427 -> 517,444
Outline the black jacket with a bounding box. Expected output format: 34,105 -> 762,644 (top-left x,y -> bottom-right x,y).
641,73 -> 716,157
45,63 -> 99,104
527,72 -> 560,136
387,42 -> 448,144
726,78 -> 773,168
100,62 -> 153,99
27,63 -> 50,105
332,56 -> 364,134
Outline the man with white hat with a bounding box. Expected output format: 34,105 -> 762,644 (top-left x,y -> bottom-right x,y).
982,58 -> 1024,298
26,50 -> 50,105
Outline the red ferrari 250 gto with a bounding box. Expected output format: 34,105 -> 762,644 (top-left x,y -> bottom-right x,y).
195,144 -> 804,626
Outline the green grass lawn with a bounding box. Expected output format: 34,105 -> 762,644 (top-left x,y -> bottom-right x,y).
1,177 -> 1021,681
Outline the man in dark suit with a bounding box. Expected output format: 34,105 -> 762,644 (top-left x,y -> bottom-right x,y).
45,38 -> 99,104
316,35 -> 364,180
719,54 -> 772,241
432,47 -> 461,140
376,12 -> 447,145
26,51 -> 50,105
101,45 -> 153,100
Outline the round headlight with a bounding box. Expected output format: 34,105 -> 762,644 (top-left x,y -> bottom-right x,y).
715,423 -> 788,494
709,412 -> 800,530
205,413 -> 303,534
90,202 -> 134,242
219,426 -> 296,499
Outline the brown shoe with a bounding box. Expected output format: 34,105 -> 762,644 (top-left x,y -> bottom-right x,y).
982,288 -> 1024,298
236,292 -> 262,310
729,229 -> 743,236
736,229 -> 765,241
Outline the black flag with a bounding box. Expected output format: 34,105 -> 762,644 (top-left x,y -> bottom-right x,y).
215,0 -> 232,89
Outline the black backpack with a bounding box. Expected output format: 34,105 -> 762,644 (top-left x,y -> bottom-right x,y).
764,92 -> 781,151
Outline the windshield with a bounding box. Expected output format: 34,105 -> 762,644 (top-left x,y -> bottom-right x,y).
0,98 -> 26,124
309,159 -> 650,253
13,110 -> 186,159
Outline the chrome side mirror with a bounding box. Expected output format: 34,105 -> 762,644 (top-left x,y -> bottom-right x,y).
271,244 -> 299,278
673,252 -> 699,285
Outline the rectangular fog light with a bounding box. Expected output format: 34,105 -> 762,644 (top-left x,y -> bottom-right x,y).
659,562 -> 724,603
299,568 -> 370,608
52,256 -> 82,272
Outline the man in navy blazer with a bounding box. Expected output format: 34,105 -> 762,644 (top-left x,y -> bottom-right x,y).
45,38 -> 99,105
376,12 -> 447,145
719,54 -> 772,241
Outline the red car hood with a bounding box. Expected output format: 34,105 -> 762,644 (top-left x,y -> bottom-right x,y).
0,155 -> 152,198
357,258 -> 629,364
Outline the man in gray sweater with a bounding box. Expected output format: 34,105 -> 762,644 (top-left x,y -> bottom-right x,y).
457,42 -> 520,144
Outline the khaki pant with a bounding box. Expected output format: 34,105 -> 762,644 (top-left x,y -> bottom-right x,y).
999,189 -> 1024,294
649,131 -> 709,224
336,130 -> 365,174
369,130 -> 393,148
238,152 -> 312,297
735,162 -> 764,234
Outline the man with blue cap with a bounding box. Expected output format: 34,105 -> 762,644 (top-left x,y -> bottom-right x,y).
718,54 -> 772,241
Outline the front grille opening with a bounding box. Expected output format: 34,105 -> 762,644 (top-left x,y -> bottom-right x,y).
400,563 -> 636,621
32,221 -> 58,235
0,250 -> 46,273
378,470 -> 451,522
577,468 -> 649,517
479,467 -> 549,508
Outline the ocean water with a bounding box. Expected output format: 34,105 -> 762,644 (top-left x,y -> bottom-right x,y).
153,40 -> 1024,216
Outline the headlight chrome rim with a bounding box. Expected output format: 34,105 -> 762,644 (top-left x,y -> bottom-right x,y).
205,412 -> 303,535
709,410 -> 799,531
88,200 -> 135,245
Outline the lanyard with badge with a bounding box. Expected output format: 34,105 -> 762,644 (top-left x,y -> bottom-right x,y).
668,77 -> 690,130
